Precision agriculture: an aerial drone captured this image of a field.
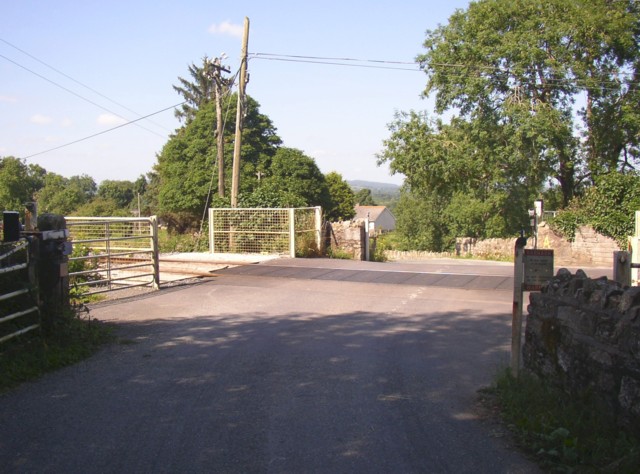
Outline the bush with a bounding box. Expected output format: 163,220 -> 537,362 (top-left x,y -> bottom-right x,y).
550,172 -> 640,247
485,369 -> 640,472
157,228 -> 208,253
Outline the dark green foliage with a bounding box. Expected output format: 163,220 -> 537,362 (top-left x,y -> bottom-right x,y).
155,94 -> 281,230
353,188 -> 376,206
257,148 -> 330,209
172,56 -> 231,124
0,309 -> 113,393
36,173 -> 97,215
0,157 -> 46,212
97,180 -> 136,209
324,172 -> 355,221
379,0 -> 640,251
550,172 -> 640,246
488,369 -> 640,472
392,188 -> 453,251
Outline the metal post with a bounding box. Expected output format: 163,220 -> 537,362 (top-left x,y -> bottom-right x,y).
364,213 -> 370,261
105,222 -> 112,290
511,235 -> 527,377
314,206 -> 322,252
208,208 -> 215,254
150,216 -> 160,290
289,208 -> 296,258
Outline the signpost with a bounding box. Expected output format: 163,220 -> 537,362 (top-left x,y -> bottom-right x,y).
512,243 -> 554,377
523,249 -> 554,291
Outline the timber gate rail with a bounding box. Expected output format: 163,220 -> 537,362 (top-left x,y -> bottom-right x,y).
66,216 -> 159,297
0,239 -> 39,344
208,207 -> 322,257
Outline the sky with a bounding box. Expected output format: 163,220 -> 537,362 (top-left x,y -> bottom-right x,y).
1,0 -> 472,187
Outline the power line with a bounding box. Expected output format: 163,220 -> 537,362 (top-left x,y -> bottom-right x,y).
251,52 -> 421,72
0,38 -> 171,134
19,63 -> 241,162
253,52 -> 639,93
21,101 -> 184,160
0,52 -> 167,139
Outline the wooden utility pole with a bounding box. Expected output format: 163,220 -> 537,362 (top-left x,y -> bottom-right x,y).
211,57 -> 230,198
231,17 -> 250,208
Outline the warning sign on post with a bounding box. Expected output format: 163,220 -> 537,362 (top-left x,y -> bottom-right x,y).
523,249 -> 554,291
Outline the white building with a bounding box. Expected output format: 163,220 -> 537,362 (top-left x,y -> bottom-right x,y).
354,205 -> 396,233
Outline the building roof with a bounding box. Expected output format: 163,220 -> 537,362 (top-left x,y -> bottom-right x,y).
354,205 -> 391,222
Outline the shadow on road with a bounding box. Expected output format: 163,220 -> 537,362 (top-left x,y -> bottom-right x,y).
0,306 -> 537,472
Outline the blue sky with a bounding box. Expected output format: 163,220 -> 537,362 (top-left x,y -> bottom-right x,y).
1,0 -> 471,186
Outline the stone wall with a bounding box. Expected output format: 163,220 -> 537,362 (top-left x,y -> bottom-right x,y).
455,224 -> 620,266
523,270 -> 640,434
326,221 -> 366,260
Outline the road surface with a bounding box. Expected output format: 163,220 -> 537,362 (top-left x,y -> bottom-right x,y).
0,258 -> 545,473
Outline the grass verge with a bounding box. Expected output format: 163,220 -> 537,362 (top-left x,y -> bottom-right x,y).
482,368 -> 640,473
0,308 -> 114,394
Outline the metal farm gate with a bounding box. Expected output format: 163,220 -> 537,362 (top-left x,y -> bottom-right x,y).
66,216 -> 159,296
0,239 -> 39,344
208,207 -> 322,257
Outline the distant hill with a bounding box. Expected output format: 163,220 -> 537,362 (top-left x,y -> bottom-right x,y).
348,180 -> 401,210
347,180 -> 401,192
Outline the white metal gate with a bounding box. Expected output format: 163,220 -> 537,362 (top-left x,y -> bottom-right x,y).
208,207 -> 322,257
66,216 -> 159,296
0,240 -> 39,344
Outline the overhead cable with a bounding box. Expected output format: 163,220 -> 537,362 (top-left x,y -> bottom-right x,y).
0,52 -> 166,139
0,38 -> 171,133
21,101 -> 185,159
252,52 -> 638,92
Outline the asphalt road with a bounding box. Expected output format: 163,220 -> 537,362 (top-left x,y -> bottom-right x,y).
0,258 -> 544,473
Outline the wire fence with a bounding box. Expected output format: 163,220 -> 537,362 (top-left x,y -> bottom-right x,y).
208,207 -> 321,256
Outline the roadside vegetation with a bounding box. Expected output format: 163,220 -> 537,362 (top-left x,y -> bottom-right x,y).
1,2 -> 638,441
0,308 -> 113,393
484,369 -> 640,473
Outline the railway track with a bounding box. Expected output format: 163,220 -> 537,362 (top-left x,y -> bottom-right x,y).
72,255 -> 233,288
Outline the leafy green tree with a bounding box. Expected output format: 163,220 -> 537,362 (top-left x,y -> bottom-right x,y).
324,172 -> 355,221
97,180 -> 135,209
393,188 -> 452,251
353,188 -> 376,206
256,148 -> 330,208
74,197 -> 130,217
378,0 -> 640,250
379,111 -> 531,244
36,174 -> 96,216
155,94 -> 281,230
0,157 -> 46,212
415,0 -> 639,205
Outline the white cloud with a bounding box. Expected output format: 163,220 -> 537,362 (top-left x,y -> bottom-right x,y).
208,20 -> 243,38
97,113 -> 126,126
30,114 -> 53,125
0,95 -> 17,103
60,118 -> 73,128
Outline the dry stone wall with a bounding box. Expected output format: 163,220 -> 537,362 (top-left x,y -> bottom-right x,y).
326,221 -> 365,260
455,224 -> 620,266
523,270 -> 640,434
